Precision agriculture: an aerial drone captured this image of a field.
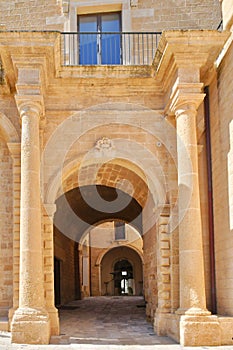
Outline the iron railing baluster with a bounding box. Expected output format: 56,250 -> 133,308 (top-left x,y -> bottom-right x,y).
61,32 -> 162,66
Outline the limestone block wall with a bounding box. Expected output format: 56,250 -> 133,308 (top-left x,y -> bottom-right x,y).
143,223 -> 157,321
143,194 -> 158,321
130,0 -> 221,31
210,39 -> 233,315
83,222 -> 143,296
0,0 -> 64,31
0,139 -> 13,316
0,0 -> 221,32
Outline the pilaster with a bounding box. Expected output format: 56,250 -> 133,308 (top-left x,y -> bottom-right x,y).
155,205 -> 171,336
43,203 -> 59,336
7,143 -> 21,326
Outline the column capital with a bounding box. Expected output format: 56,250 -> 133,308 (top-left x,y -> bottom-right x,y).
15,95 -> 45,121
44,203 -> 57,218
169,88 -> 205,118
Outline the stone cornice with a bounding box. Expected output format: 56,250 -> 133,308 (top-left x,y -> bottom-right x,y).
0,31 -> 60,94
152,30 -> 229,116
153,30 -> 230,92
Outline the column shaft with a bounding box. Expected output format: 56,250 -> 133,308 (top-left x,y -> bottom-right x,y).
11,104 -> 50,344
176,104 -> 208,314
20,112 -> 44,307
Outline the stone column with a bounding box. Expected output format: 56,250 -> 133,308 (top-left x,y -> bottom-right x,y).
7,143 -> 21,325
172,97 -> 220,346
11,100 -> 50,344
43,203 -> 59,335
174,100 -> 208,315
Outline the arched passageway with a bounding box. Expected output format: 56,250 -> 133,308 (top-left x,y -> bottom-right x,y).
53,184 -> 144,304
101,246 -> 143,297
50,154 -> 161,340
114,259 -> 133,295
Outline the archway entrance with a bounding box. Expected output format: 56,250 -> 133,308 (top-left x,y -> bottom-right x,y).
101,245 -> 143,296
51,154 -> 161,339
53,184 -> 143,303
114,259 -> 133,295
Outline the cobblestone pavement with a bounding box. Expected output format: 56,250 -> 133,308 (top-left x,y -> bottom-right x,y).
1,296 -> 233,350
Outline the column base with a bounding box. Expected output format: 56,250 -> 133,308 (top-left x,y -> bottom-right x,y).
11,307 -> 50,344
8,307 -> 17,325
180,314 -> 221,346
46,306 -> 60,335
154,310 -> 180,342
154,309 -> 170,336
176,307 -> 211,316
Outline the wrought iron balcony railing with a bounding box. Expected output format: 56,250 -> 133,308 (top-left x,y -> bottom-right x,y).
61,32 -> 162,66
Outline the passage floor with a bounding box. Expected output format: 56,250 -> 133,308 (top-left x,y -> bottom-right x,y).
2,297 -> 233,349
55,296 -> 175,346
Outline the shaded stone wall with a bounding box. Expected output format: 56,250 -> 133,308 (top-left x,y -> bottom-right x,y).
143,193 -> 158,321
0,139 -> 13,316
198,131 -> 212,311
54,227 -> 77,305
211,36 -> 233,316
143,223 -> 157,321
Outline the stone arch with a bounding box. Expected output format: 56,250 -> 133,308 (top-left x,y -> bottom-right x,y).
95,234 -> 143,267
60,159 -> 150,208
42,104 -> 178,210
45,153 -> 167,213
100,245 -> 143,296
54,184 -> 143,243
0,112 -> 19,143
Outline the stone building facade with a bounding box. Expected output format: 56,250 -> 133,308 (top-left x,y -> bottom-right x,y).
0,0 -> 233,346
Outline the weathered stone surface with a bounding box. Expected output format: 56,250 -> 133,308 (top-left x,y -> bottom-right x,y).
0,1 -> 233,347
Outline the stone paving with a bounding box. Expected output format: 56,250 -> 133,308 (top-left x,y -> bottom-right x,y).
55,296 -> 175,346
1,296 -> 233,350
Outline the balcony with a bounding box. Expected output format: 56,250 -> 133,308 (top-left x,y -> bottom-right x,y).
61,32 -> 162,66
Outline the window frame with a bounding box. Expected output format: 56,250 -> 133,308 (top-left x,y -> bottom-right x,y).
77,11 -> 122,65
